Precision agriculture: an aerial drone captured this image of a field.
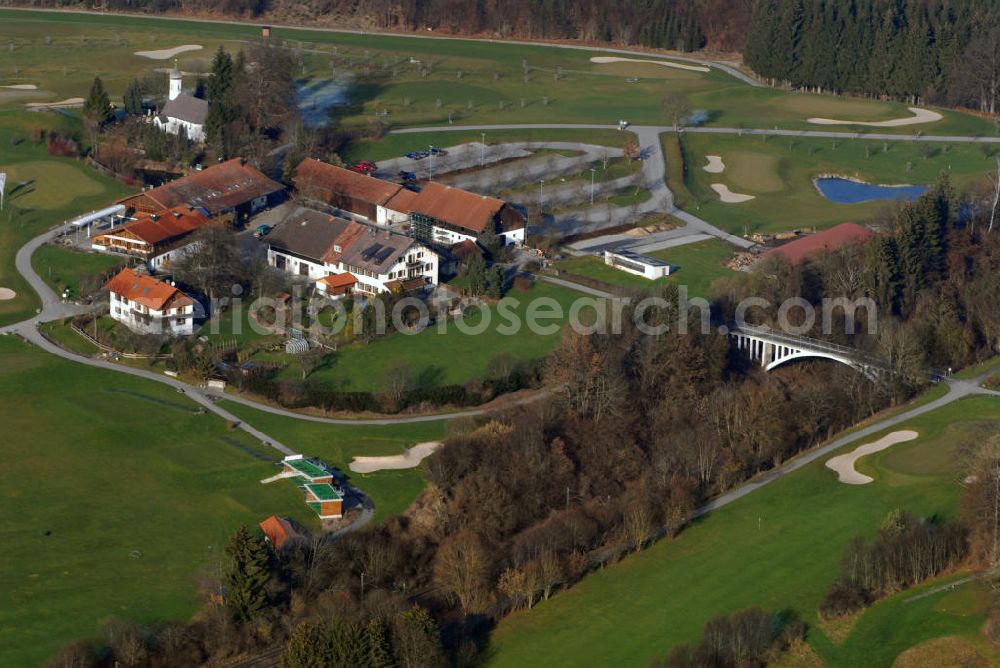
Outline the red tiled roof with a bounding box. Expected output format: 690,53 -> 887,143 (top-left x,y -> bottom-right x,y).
259,515 -> 299,549
98,205 -> 209,246
452,239 -> 484,258
320,272 -> 357,288
117,158 -> 283,215
294,158 -> 403,206
763,223 -> 874,265
405,182 -> 506,234
104,268 -> 193,311
384,187 -> 418,212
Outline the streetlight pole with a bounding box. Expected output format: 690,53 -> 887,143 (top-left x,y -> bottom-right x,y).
590,168 -> 597,205
428,146 -> 434,181
480,132 -> 486,168
539,179 -> 544,210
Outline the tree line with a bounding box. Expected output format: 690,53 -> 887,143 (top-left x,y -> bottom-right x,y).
745,0 -> 1000,110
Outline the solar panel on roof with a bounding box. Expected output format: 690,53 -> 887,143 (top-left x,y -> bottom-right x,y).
375,247 -> 394,263
361,243 -> 383,259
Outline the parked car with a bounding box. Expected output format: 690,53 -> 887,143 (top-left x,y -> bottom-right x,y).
348,160 -> 377,174
428,146 -> 447,156
405,150 -> 429,160
253,224 -> 272,239
398,170 -> 417,182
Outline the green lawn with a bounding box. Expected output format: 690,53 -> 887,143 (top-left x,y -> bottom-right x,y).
39,317 -> 101,356
32,244 -> 125,300
554,237 -> 739,298
219,401 -> 447,524
488,395 -> 1000,667
2,9 -> 995,137
0,337 -> 314,667
0,110 -> 133,327
665,131 -> 996,235
274,281 -> 583,392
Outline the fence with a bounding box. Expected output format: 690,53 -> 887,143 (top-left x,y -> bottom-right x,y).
70,322 -> 174,360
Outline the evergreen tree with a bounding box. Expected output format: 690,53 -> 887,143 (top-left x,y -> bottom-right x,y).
84,76 -> 112,125
486,265 -> 505,299
328,620 -> 369,665
366,619 -> 393,668
123,79 -> 143,116
282,620 -> 331,668
466,254 -> 486,296
205,46 -> 238,155
224,525 -> 272,622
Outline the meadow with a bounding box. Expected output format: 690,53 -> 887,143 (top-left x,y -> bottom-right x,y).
665,132 -> 997,235
488,395 -> 1000,667
32,244 -> 125,300
1,8 -> 996,137
0,337 -> 313,667
554,237 -> 738,298
218,401 -> 449,524
268,280 -> 584,392
0,110 -> 133,327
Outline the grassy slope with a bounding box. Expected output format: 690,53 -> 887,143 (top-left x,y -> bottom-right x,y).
0,337 -> 314,667
219,401 -> 448,524
274,281 -> 581,391
554,237 -> 737,298
1,9 -> 995,136
32,244 -> 125,299
488,396 -> 1000,667
0,111 -> 133,327
665,132 -> 995,235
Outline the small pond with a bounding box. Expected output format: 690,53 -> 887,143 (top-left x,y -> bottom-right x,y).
815,177 -> 928,204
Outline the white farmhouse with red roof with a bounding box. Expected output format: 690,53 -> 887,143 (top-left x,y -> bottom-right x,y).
105,268 -> 197,336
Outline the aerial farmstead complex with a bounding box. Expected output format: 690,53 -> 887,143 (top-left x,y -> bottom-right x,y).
75,148 -> 529,335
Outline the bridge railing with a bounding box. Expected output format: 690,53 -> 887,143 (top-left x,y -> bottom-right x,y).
731,324 -> 883,365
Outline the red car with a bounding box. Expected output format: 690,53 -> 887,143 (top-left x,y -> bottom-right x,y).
348,160 -> 377,175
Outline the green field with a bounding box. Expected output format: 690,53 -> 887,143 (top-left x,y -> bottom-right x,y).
32,244 -> 125,300
270,280 -> 583,392
220,401 -> 448,524
554,237 -> 739,298
0,337 -> 314,667
665,132 -> 995,235
1,9 -> 995,137
0,110 -> 133,327
488,395 -> 1000,667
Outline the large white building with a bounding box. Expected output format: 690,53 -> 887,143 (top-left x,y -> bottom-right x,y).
266,206 -> 438,298
105,267 -> 197,335
603,249 -> 674,280
153,64 -> 208,143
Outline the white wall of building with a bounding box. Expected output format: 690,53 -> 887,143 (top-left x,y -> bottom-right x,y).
154,116 -> 205,143
109,291 -> 196,336
268,243 -> 439,296
603,251 -> 673,280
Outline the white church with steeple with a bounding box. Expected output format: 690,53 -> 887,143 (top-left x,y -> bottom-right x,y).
153,62 -> 208,143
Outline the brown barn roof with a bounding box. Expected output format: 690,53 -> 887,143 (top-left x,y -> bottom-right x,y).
294,158 -> 403,206
105,268 -> 193,311
118,159 -> 283,215
405,182 -> 506,234
97,205 -> 209,246
763,223 -> 874,265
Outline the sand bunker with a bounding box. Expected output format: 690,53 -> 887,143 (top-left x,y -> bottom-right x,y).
703,155 -> 725,173
134,44 -> 203,60
349,441 -> 442,473
0,288 -> 16,301
590,56 -> 710,73
25,97 -> 83,109
825,430 -> 919,484
711,183 -> 755,203
2,84 -> 38,90
807,107 -> 943,127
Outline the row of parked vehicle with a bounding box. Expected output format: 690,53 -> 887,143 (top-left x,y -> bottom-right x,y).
404,146 -> 447,160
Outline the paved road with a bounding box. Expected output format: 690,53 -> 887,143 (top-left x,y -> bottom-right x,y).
392,124 -> 757,248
